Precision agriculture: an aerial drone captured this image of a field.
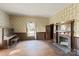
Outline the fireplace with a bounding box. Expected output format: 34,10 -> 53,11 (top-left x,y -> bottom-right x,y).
59,36 -> 68,47
54,35 -> 71,53
55,20 -> 74,53
58,35 -> 71,49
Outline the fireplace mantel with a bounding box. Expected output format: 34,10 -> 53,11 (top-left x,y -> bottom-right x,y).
55,20 -> 75,53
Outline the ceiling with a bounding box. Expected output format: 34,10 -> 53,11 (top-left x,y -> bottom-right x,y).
0,3 -> 71,17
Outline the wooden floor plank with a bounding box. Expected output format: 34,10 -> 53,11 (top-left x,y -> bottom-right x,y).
0,40 -> 64,56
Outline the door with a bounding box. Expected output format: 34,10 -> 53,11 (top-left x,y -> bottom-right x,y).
46,25 -> 51,40
46,24 -> 54,40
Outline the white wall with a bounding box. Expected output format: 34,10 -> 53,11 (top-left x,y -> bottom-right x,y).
0,10 -> 10,45
0,10 -> 10,27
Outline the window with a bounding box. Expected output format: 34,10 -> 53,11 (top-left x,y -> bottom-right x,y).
27,22 -> 36,39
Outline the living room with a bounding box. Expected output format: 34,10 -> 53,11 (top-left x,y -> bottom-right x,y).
0,3 -> 79,56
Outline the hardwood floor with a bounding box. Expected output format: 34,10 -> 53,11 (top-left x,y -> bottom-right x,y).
0,40 -> 65,56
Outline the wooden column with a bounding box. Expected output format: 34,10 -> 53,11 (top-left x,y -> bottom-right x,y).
71,20 -> 75,52
56,24 -> 58,43
50,24 -> 54,40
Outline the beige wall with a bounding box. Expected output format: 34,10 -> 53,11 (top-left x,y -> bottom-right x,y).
0,10 -> 10,27
10,16 -> 49,33
49,4 -> 79,37
76,4 -> 79,37
50,4 -> 77,24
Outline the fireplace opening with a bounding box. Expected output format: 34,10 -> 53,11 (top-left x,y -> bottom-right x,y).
59,36 -> 70,48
